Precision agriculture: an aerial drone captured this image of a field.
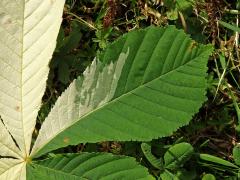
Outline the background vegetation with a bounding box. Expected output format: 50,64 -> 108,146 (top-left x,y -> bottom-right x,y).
36,0 -> 240,179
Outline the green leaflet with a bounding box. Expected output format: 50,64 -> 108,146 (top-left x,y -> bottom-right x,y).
164,142 -> 194,170
218,20 -> 240,33
233,145 -> 240,166
31,26 -> 213,158
141,142 -> 163,170
202,174 -> 216,180
27,153 -> 153,180
199,154 -> 238,169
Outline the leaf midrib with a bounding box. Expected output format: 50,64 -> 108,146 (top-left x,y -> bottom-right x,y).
20,0 -> 27,157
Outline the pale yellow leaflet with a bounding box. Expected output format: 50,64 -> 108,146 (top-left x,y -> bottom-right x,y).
0,0 -> 65,159
0,120 -> 22,158
0,159 -> 24,178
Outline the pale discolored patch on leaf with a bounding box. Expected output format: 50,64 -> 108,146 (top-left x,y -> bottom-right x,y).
31,50 -> 130,155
